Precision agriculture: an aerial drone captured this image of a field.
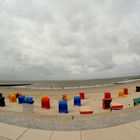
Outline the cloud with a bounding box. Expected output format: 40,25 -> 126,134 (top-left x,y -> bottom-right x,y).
0,0 -> 140,80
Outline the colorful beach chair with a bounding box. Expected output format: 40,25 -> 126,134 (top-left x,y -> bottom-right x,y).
133,98 -> 140,106
102,92 -> 112,109
18,95 -> 25,104
8,93 -> 17,102
0,94 -> 5,107
118,90 -> 125,98
41,96 -> 50,109
74,96 -> 81,106
123,88 -> 128,95
23,97 -> 34,104
58,100 -> 68,113
79,92 -> 85,99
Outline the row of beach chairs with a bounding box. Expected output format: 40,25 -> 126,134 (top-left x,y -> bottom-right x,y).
0,86 -> 140,114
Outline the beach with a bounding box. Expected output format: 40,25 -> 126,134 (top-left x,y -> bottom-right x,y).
0,80 -> 140,130
0,79 -> 140,116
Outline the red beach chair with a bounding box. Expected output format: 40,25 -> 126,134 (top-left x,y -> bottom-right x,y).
103,92 -> 112,109
41,96 -> 50,109
79,92 -> 85,99
123,88 -> 128,95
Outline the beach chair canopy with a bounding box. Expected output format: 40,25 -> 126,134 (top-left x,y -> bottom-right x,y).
104,92 -> 111,99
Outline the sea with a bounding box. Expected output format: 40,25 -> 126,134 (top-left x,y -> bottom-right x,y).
0,75 -> 140,90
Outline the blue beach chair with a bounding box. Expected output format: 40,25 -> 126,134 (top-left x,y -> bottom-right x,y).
23,96 -> 34,104
74,96 -> 81,106
58,100 -> 68,113
18,95 -> 25,104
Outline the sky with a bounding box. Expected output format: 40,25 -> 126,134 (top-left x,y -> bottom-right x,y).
0,0 -> 140,80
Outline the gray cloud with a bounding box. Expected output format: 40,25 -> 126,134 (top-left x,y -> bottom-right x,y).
0,0 -> 140,80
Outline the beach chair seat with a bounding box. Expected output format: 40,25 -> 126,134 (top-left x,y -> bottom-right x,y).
80,106 -> 93,114
136,86 -> 140,92
18,95 -> 25,104
74,96 -> 81,106
79,92 -> 85,99
110,102 -> 123,111
41,96 -> 50,109
0,97 -> 5,107
102,98 -> 112,109
58,100 -> 68,113
23,97 -> 34,104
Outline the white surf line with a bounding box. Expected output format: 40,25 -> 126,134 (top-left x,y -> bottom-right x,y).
113,79 -> 140,84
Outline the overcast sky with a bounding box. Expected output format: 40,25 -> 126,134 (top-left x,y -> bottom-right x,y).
0,0 -> 140,80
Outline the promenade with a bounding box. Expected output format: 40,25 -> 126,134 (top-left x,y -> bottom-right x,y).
0,119 -> 140,140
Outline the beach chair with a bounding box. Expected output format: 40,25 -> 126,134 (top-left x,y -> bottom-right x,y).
118,90 -> 125,98
123,88 -> 128,95
58,100 -> 68,113
18,95 -> 25,104
62,94 -> 68,101
79,92 -> 85,99
102,92 -> 112,109
23,97 -> 34,104
9,93 -> 17,102
74,96 -> 81,106
133,98 -> 140,106
41,96 -> 50,109
110,102 -> 123,111
80,106 -> 93,114
0,95 -> 5,107
136,86 -> 140,92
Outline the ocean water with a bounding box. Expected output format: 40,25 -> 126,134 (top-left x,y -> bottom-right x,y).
0,75 -> 140,89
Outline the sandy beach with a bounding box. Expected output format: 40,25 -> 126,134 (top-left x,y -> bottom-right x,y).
0,80 -> 140,117
0,80 -> 140,130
